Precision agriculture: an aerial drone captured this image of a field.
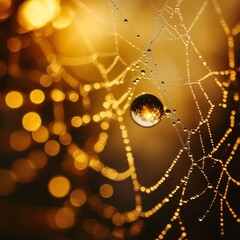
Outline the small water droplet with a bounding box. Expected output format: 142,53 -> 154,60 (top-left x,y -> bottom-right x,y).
137,34 -> 140,38
165,109 -> 171,115
124,19 -> 128,23
208,183 -> 213,189
130,93 -> 164,127
147,49 -> 151,54
133,78 -> 139,85
141,69 -> 146,75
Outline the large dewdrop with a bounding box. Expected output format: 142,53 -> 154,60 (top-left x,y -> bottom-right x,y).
130,93 -> 164,127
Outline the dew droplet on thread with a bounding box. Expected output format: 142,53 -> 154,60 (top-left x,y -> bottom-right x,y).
147,49 -> 151,54
165,109 -> 171,115
130,93 -> 164,127
133,78 -> 139,85
208,183 -> 213,189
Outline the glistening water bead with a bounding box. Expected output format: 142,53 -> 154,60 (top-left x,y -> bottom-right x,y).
130,93 -> 164,127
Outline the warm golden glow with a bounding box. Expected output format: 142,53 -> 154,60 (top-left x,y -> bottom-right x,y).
0,1 -> 239,239
68,91 -> 79,102
12,158 -> 36,183
0,0 -> 12,20
99,184 -> 113,198
59,132 -> 72,145
52,5 -> 75,29
5,91 -> 23,109
50,121 -> 66,135
48,176 -> 71,198
7,37 -> 21,52
70,189 -> 87,207
40,74 -> 52,87
10,130 -> 32,151
101,121 -> 110,130
17,0 -> 61,31
94,132 -> 108,153
71,116 -> 82,128
51,88 -> 65,102
44,140 -> 60,156
55,207 -> 75,229
74,152 -> 88,170
32,125 -> 49,143
82,115 -> 91,124
234,93 -> 239,101
112,213 -> 125,226
22,112 -> 42,131
30,89 -> 45,104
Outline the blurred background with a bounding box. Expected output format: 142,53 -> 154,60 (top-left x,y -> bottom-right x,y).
0,0 -> 240,239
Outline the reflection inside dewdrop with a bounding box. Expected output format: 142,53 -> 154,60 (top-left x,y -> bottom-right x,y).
130,93 -> 164,127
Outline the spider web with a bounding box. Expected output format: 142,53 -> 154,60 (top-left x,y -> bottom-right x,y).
0,0 -> 240,239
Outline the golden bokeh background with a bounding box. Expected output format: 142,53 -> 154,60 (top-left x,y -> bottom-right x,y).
0,0 -> 240,239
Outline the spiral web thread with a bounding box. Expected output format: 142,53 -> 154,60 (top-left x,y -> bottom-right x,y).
1,0 -> 240,239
